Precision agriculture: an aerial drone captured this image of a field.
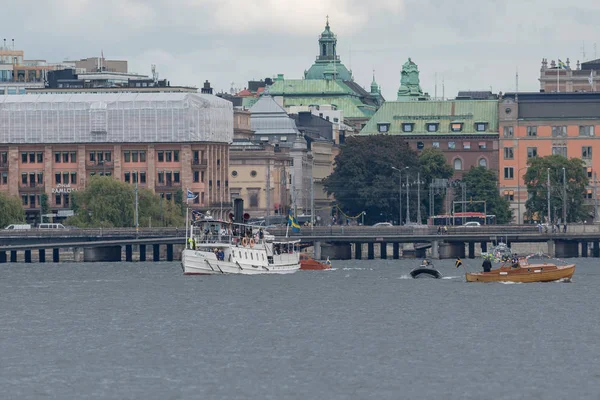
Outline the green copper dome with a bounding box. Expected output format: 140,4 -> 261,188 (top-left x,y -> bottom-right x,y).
304,17 -> 352,81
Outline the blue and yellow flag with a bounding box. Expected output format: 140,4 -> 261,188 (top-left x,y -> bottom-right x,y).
558,59 -> 568,70
288,210 -> 301,233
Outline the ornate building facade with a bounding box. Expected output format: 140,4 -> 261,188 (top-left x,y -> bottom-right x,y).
266,19 -> 384,130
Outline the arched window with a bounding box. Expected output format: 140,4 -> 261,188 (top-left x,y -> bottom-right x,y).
322,43 -> 327,57
454,158 -> 463,170
479,158 -> 487,168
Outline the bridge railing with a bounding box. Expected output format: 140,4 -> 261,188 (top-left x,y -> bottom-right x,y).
263,224 -> 540,237
0,227 -> 187,237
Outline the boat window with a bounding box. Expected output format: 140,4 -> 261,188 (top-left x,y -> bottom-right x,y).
245,252 -> 248,259
239,251 -> 242,258
250,253 -> 253,260
262,254 -> 265,261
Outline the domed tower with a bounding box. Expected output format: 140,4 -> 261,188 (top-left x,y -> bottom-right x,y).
304,17 -> 352,81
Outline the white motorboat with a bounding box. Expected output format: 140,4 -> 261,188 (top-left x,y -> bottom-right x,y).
181,214 -> 300,275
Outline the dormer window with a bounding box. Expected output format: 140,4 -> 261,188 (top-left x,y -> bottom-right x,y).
427,123 -> 439,132
402,123 -> 414,133
475,122 -> 488,132
378,123 -> 390,133
450,122 -> 463,132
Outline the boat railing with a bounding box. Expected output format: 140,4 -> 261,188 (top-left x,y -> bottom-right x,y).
190,234 -> 269,247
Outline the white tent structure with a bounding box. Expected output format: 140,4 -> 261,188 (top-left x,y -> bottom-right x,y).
0,93 -> 233,144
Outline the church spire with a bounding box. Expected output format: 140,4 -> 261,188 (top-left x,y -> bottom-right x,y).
371,69 -> 379,93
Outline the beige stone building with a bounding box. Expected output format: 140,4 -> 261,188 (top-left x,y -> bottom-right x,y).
229,110 -> 291,219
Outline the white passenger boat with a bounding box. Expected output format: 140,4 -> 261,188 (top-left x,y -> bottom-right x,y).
181,215 -> 300,275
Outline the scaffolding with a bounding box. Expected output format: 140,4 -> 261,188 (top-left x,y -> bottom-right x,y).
0,93 -> 233,144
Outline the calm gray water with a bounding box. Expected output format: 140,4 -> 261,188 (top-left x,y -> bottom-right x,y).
1,258 -> 599,399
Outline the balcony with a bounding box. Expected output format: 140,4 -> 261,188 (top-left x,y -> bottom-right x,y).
86,160 -> 114,170
19,183 -> 45,192
192,159 -> 208,169
155,182 -> 182,191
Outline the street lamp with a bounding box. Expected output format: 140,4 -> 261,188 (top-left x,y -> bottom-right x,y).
391,166 -> 408,225
517,166 -> 528,225
562,167 -> 567,224
547,168 -> 551,225
415,172 -> 425,224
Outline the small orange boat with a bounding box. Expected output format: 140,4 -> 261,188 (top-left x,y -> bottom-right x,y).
299,253 -> 332,270
465,253 -> 575,283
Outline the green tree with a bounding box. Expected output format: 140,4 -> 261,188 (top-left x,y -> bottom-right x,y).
524,155 -> 589,223
40,193 -> 49,222
418,148 -> 454,221
67,176 -> 185,228
460,166 -> 513,224
323,135 -> 419,225
174,188 -> 185,217
0,193 -> 25,228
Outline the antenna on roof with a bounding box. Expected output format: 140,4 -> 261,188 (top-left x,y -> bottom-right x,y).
516,67 -> 519,93
434,72 -> 437,99
582,42 -> 586,61
442,76 -> 445,101
11,39 -> 14,50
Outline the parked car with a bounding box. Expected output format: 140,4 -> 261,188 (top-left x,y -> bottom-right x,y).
38,223 -> 66,229
4,224 -> 32,230
373,222 -> 393,227
463,222 -> 481,227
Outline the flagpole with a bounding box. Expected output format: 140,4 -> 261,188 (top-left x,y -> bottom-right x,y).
185,205 -> 189,249
557,59 -> 560,93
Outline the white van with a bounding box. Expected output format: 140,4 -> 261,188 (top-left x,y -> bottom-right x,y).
38,223 -> 66,230
4,224 -> 32,230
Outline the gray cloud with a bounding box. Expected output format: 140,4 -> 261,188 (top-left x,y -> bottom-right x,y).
3,0 -> 598,99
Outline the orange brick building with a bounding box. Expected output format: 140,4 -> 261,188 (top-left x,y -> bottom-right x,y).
0,93 -> 233,223
499,92 -> 600,223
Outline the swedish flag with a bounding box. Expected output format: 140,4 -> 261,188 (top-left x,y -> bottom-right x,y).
558,59 -> 568,70
455,258 -> 463,268
288,210 -> 301,233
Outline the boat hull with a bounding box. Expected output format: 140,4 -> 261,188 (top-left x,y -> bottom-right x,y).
182,249 -> 300,275
299,258 -> 331,270
466,264 -> 575,283
410,267 -> 442,279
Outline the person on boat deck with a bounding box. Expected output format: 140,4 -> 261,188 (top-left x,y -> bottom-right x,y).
482,257 -> 492,272
259,229 -> 264,240
511,254 -> 520,268
422,259 -> 430,266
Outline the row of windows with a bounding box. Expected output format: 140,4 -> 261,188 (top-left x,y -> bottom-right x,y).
54,152 -> 77,163
123,151 -> 146,163
157,150 -> 180,163
55,172 -> 77,185
230,170 -> 257,178
21,152 -> 44,164
21,191 -> 72,207
503,125 -> 595,137
503,146 -> 592,160
157,171 -> 180,185
21,172 -> 44,186
452,158 -> 488,171
89,152 -> 112,163
379,122 -> 489,133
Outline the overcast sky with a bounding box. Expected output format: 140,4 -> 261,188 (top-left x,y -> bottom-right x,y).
6,0 -> 600,100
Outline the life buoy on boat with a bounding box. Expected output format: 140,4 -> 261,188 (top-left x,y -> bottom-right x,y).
242,238 -> 248,247
249,238 -> 255,248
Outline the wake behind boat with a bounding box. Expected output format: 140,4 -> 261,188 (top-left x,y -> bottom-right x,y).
181,211 -> 300,275
410,259 -> 442,279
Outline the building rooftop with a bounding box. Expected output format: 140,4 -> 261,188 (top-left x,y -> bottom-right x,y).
0,93 -> 233,144
359,100 -> 499,135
